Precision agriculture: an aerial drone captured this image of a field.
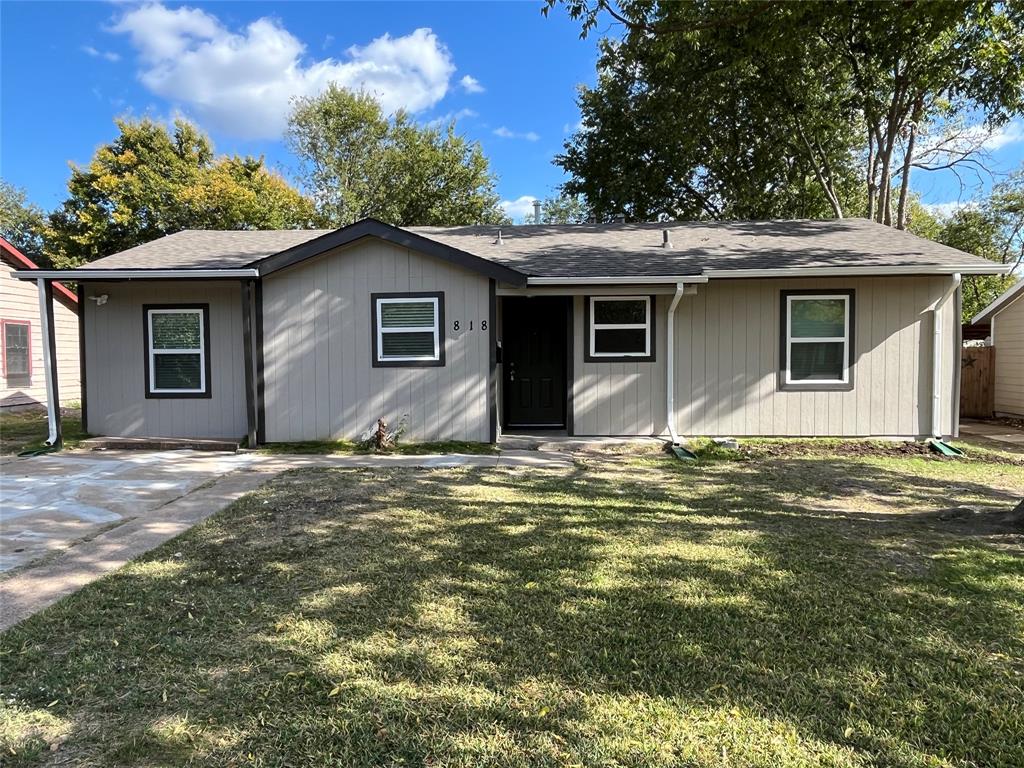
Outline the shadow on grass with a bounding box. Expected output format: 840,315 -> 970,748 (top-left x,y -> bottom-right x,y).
1,454 -> 1022,766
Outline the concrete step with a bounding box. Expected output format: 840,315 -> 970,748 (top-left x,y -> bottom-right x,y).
80,436 -> 240,452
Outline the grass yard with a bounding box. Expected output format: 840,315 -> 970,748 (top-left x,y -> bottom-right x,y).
1,445 -> 1022,766
0,407 -> 85,455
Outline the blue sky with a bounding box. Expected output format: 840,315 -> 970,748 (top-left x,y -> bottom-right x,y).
2,1 -> 1022,222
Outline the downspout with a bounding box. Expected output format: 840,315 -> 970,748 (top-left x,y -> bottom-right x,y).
666,281 -> 685,444
931,273 -> 961,439
37,278 -> 59,446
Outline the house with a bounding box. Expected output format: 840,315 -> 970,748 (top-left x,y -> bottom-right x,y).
15,218 -> 1009,446
1,237 -> 80,410
972,279 -> 1024,418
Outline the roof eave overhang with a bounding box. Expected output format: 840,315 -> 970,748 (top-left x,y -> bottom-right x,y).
255,218 -> 528,286
13,268 -> 261,280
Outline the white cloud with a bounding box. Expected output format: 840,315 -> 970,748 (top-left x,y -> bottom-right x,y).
499,195 -> 538,220
493,126 -> 539,141
982,120 -> 1024,151
82,45 -> 120,62
459,74 -> 484,94
110,3 -> 457,139
921,200 -> 978,219
427,108 -> 478,127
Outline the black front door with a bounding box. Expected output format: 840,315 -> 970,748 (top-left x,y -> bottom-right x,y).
502,297 -> 568,428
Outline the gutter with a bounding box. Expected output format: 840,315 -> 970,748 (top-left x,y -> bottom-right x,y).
703,264 -> 1008,279
527,276 -> 708,285
666,282 -> 686,445
12,268 -> 260,280
931,273 -> 961,439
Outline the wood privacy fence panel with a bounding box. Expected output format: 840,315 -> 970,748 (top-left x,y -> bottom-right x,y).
960,346 -> 994,419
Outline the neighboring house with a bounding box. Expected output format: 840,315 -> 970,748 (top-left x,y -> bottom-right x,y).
16,218 -> 1008,444
0,238 -> 79,410
972,279 -> 1024,417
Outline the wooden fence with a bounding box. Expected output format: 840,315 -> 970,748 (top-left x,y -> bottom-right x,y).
960,346 -> 995,419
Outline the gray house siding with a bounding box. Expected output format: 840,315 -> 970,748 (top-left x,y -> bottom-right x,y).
261,239 -> 491,442
82,281 -> 248,438
572,294 -> 668,436
565,276 -> 956,438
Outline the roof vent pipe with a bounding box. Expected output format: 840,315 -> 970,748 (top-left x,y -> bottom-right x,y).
495,229 -> 503,245
533,200 -> 542,224
662,229 -> 673,249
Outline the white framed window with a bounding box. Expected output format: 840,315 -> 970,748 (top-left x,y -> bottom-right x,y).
2,320 -> 31,377
144,305 -> 209,397
782,292 -> 853,388
586,296 -> 654,361
372,292 -> 444,367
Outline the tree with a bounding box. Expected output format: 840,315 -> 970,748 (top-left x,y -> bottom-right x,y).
46,118 -> 314,267
548,1 -> 1024,227
287,85 -> 506,227
904,171 -> 1024,321
524,194 -> 590,224
0,181 -> 49,267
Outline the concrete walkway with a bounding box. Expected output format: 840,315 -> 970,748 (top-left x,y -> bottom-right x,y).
959,419 -> 1024,454
0,448 -> 573,631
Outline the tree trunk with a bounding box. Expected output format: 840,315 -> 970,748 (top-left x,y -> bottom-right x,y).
896,121 -> 916,230
866,130 -> 876,221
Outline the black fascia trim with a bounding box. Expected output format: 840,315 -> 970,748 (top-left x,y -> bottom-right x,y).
142,303 -> 213,399
255,218 -> 528,286
488,279 -> 498,443
582,294 -> 658,363
254,280 -> 267,444
370,291 -> 446,369
777,288 -> 856,392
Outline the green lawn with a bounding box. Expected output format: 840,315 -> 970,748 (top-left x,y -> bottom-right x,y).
1,446 -> 1022,766
0,407 -> 85,455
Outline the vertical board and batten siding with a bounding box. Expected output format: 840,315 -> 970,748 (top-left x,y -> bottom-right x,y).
572,295 -> 668,436
0,261 -> 80,408
261,240 -> 491,442
992,292 -> 1024,416
671,276 -> 957,438
83,281 -> 247,438
568,276 -> 956,438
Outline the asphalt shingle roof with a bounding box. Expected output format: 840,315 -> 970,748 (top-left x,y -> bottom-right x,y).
82,218 -> 997,278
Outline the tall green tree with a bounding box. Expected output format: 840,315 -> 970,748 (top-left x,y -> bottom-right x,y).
548,1 -> 1024,226
287,85 -> 506,227
525,194 -> 590,224
47,118 -> 314,267
0,181 -> 49,266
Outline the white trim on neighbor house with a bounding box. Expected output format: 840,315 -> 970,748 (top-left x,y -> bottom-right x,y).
375,296 -> 441,363
972,278 -> 1024,324
784,293 -> 851,386
146,308 -> 207,395
588,296 -> 652,358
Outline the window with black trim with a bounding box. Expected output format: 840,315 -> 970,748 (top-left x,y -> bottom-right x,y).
2,320 -> 30,377
144,305 -> 211,397
780,290 -> 854,390
585,296 -> 655,362
372,292 -> 445,367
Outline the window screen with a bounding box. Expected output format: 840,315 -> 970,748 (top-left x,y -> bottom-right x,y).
3,322 -> 30,376
588,296 -> 653,359
146,307 -> 208,395
374,294 -> 443,366
783,294 -> 852,386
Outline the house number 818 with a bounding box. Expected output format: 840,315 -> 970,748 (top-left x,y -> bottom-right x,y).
453,320 -> 487,331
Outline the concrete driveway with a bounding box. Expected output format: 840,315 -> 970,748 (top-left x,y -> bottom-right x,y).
1,450 -> 258,572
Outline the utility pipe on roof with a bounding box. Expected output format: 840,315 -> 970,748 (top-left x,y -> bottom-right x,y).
931,273 -> 961,439
666,282 -> 685,445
